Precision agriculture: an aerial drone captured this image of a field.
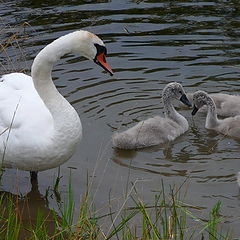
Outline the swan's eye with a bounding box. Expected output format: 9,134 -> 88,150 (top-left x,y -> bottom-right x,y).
179,90 -> 182,94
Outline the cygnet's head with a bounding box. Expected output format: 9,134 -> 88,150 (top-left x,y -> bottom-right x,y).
163,82 -> 192,107
192,90 -> 209,115
71,30 -> 113,75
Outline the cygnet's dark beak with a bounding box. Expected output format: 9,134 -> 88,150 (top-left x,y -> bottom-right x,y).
191,105 -> 199,116
180,94 -> 192,107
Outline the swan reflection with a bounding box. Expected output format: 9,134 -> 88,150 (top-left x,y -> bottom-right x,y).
0,177 -> 61,239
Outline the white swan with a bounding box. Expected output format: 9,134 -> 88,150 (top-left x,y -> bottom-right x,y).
112,82 -> 192,149
178,92 -> 240,117
0,30 -> 113,176
192,90 -> 240,138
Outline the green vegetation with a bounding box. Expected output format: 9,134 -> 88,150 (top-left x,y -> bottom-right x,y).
0,177 -> 232,240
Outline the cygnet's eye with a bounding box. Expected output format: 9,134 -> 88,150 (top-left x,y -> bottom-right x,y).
179,90 -> 182,94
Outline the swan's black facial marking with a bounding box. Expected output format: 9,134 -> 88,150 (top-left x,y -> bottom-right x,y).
94,43 -> 107,60
93,43 -> 113,76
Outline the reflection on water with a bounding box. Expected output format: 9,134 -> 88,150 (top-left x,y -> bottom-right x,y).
0,177 -> 61,239
1,0 -> 240,237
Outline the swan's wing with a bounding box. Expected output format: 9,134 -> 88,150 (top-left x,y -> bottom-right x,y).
0,73 -> 54,142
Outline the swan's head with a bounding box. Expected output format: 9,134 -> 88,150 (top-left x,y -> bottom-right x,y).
191,90 -> 209,115
163,82 -> 192,107
71,31 -> 113,76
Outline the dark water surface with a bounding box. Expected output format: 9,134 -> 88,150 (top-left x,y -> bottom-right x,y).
1,0 -> 240,237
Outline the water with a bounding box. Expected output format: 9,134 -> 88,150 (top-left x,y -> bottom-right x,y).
1,0 -> 240,237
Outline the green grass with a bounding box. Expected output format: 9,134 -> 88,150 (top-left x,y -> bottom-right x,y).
0,176 -> 232,240
0,194 -> 20,239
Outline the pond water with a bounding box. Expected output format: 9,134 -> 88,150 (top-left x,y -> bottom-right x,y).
1,0 -> 240,237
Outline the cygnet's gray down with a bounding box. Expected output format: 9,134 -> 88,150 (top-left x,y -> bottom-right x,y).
178,92 -> 240,117
112,82 -> 191,149
192,90 -> 240,139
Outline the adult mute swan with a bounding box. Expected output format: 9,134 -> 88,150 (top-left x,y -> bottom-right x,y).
112,82 -> 192,149
192,91 -> 240,139
0,30 -> 113,179
178,92 -> 240,117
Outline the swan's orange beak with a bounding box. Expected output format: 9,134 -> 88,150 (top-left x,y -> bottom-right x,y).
95,52 -> 113,76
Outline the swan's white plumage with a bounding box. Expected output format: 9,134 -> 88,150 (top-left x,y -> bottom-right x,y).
0,73 -> 53,134
112,82 -> 191,149
0,73 -> 56,170
0,30 -> 109,171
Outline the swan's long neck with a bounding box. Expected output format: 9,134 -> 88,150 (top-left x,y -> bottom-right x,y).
205,95 -> 219,129
31,32 -> 79,114
31,32 -> 82,142
163,94 -> 186,125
